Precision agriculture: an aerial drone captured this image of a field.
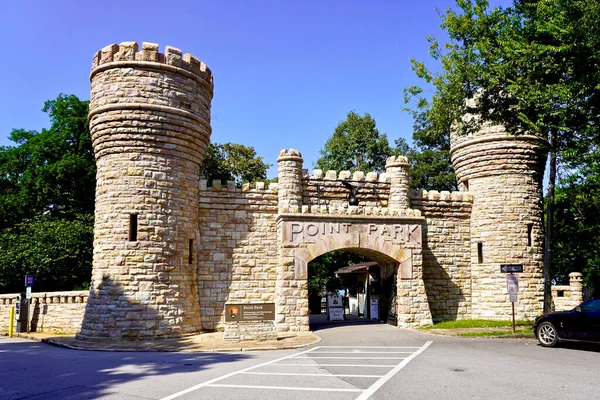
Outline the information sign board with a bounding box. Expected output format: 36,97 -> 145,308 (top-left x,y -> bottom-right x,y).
224,303 -> 275,322
370,299 -> 379,320
509,293 -> 518,303
506,274 -> 519,294
327,294 -> 344,321
26,287 -> 32,300
25,275 -> 34,287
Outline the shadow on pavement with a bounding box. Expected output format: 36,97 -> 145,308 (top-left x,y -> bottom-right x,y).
0,338 -> 249,400
309,313 -> 384,332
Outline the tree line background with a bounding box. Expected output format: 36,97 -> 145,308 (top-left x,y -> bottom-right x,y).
1,0 -> 598,299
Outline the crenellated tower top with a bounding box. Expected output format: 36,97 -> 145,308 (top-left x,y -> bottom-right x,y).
91,42 -> 213,91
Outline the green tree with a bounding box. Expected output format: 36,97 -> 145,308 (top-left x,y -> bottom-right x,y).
0,94 -> 95,293
200,142 -> 271,186
0,216 -> 93,293
0,94 -> 95,228
404,0 -> 600,295
316,111 -> 392,172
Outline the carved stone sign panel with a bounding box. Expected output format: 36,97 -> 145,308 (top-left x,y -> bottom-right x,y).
282,220 -> 422,246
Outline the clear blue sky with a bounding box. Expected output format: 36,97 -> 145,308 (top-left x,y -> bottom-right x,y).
0,0 -> 509,178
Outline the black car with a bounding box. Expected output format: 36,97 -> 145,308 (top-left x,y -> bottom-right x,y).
534,298 -> 600,347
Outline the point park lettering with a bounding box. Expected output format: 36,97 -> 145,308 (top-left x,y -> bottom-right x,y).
286,221 -> 421,246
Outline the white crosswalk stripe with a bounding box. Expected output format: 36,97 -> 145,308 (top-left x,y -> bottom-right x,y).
160,341 -> 433,400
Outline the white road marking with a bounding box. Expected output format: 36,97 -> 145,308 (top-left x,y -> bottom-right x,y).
355,341 -> 433,400
311,351 -> 414,354
275,363 -> 397,367
294,356 -> 406,359
241,372 -> 384,378
318,346 -> 421,349
159,346 -> 319,400
160,342 -> 433,399
207,384 -> 363,392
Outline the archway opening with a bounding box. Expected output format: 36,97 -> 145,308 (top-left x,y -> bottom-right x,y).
307,248 -> 398,330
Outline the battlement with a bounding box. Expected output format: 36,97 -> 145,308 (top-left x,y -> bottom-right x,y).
199,179 -> 278,193
277,148 -> 303,162
306,169 -> 390,183
280,204 -> 422,217
410,189 -> 473,203
91,42 -> 213,87
385,155 -> 409,167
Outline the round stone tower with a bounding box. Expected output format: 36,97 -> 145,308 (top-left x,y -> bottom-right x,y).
78,42 -> 213,340
450,123 -> 547,320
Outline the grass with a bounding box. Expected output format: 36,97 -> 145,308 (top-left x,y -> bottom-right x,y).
456,328 -> 534,337
420,319 -> 533,330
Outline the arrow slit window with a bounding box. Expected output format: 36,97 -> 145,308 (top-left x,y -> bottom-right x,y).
129,214 -> 138,242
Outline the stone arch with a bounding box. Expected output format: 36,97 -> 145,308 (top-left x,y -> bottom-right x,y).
276,216 -> 432,332
293,236 -> 412,282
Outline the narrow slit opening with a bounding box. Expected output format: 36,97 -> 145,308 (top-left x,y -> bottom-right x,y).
129,214 -> 138,242
477,242 -> 483,264
188,239 -> 193,265
527,223 -> 533,246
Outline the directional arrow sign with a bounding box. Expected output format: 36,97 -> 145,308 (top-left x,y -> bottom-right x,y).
500,264 -> 523,273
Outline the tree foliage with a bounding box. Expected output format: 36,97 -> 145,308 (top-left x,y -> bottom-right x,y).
0,216 -> 93,293
0,94 -> 95,293
200,142 -> 271,186
0,94 -> 95,228
404,0 -> 600,291
316,111 -> 393,173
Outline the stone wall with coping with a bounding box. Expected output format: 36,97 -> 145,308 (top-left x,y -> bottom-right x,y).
302,169 -> 391,210
197,180 -> 279,333
552,272 -> 584,311
411,190 -> 473,322
0,291 -> 88,333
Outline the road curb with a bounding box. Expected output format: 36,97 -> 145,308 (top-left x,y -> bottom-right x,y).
8,331 -> 322,353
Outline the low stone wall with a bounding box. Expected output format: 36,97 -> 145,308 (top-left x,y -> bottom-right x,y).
551,272 -> 583,311
0,291 -> 88,333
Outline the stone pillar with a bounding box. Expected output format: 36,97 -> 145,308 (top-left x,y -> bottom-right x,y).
277,149 -> 304,213
78,42 -> 213,340
451,125 -> 547,320
386,156 -> 411,211
569,272 -> 584,304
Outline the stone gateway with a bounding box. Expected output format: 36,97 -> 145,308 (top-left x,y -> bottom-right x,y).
77,42 -> 548,342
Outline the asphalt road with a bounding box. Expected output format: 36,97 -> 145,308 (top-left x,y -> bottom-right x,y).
1,322 -> 599,400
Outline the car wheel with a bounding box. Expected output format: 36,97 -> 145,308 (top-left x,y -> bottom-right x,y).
537,321 -> 559,347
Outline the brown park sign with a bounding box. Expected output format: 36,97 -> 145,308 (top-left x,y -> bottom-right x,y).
225,303 -> 276,322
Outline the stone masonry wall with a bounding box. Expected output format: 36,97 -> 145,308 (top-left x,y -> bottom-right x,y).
197,180 -> 279,331
302,169 -> 391,210
411,190 -> 473,322
0,291 -> 88,333
552,272 -> 584,311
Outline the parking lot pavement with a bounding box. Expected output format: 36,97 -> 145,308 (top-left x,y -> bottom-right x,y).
160,342 -> 432,400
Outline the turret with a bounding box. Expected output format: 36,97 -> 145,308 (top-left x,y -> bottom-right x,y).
450,123 -> 547,319
277,149 -> 304,213
78,42 -> 213,340
386,155 -> 411,211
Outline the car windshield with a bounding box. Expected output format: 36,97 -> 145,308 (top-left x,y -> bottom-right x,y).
580,298 -> 600,312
